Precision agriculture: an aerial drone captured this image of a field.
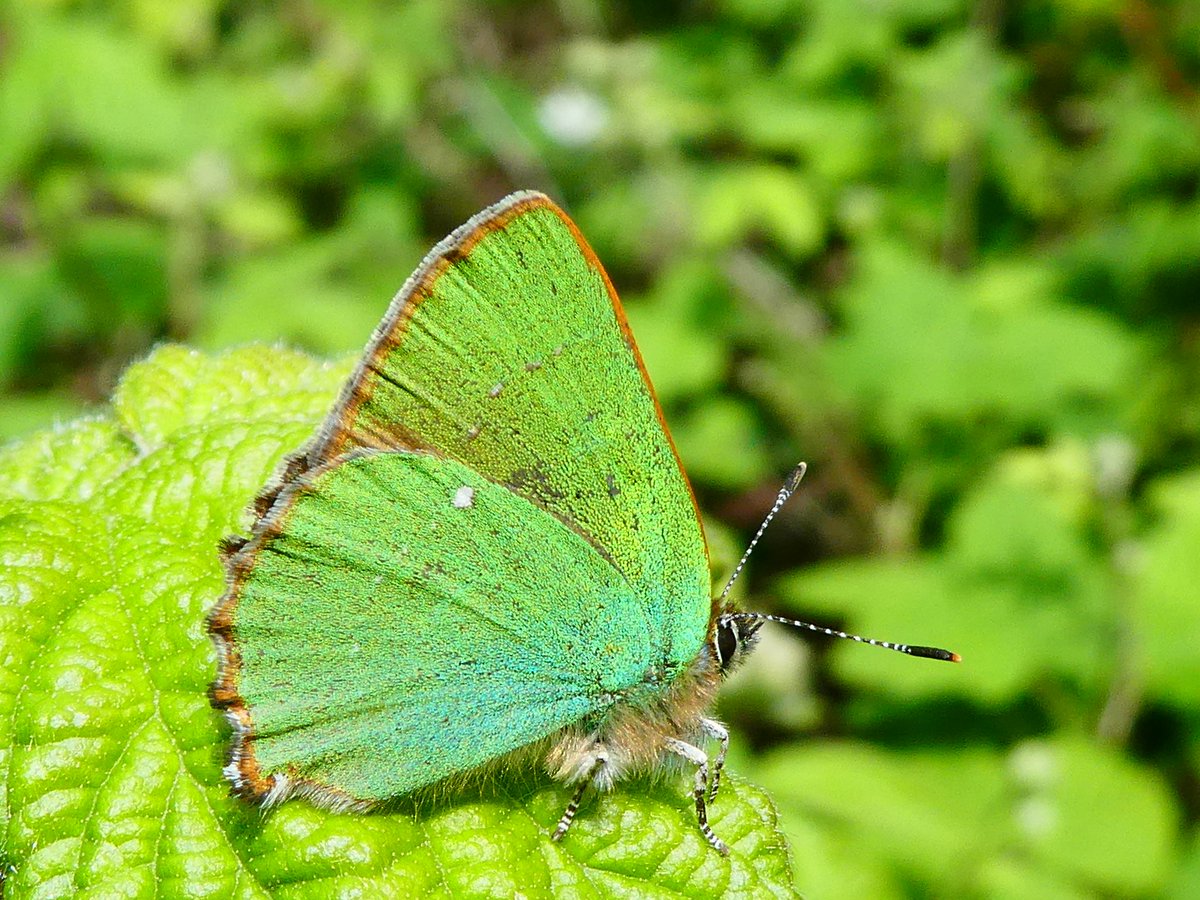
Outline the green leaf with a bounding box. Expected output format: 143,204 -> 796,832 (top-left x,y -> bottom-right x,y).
1169,826 -> 1200,900
12,14 -> 197,167
0,345 -> 797,898
671,396 -> 772,491
732,95 -> 880,185
1007,738 -> 1177,894
0,392 -> 85,445
777,455 -> 1113,704
197,190 -> 421,356
624,261 -> 731,405
893,31 -> 1016,161
1132,470 -> 1200,706
824,241 -> 1141,446
754,738 -> 1176,897
693,165 -> 824,258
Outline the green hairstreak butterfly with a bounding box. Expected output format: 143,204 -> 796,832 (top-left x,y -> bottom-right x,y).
207,191 -> 958,854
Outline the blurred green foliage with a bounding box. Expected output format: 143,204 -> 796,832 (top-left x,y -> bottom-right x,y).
2,0 -> 1199,896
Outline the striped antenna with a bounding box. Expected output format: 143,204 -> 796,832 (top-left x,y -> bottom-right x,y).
727,612 -> 960,662
716,462 -> 807,607
718,462 -> 960,664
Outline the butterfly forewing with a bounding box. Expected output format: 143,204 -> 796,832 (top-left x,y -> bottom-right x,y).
233,451 -> 658,801
309,193 -> 711,667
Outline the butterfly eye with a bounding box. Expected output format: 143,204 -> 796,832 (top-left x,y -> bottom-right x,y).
714,618 -> 741,674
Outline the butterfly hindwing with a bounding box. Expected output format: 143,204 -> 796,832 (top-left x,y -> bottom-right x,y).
226,451 -> 657,801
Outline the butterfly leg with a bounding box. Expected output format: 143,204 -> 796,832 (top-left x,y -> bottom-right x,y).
699,717 -> 729,803
551,748 -> 608,842
665,737 -> 730,856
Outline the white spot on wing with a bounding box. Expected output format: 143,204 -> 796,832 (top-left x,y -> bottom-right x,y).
453,486 -> 475,509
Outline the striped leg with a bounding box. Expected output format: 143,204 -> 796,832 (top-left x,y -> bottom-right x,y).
700,718 -> 729,803
665,737 -> 730,856
551,750 -> 607,842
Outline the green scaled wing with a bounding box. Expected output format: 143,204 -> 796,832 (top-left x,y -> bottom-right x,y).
211,192 -> 712,803
310,192 -> 711,644
233,451 -> 654,802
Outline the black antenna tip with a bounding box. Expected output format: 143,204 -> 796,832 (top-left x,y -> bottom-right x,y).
785,462 -> 808,493
907,646 -> 961,663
